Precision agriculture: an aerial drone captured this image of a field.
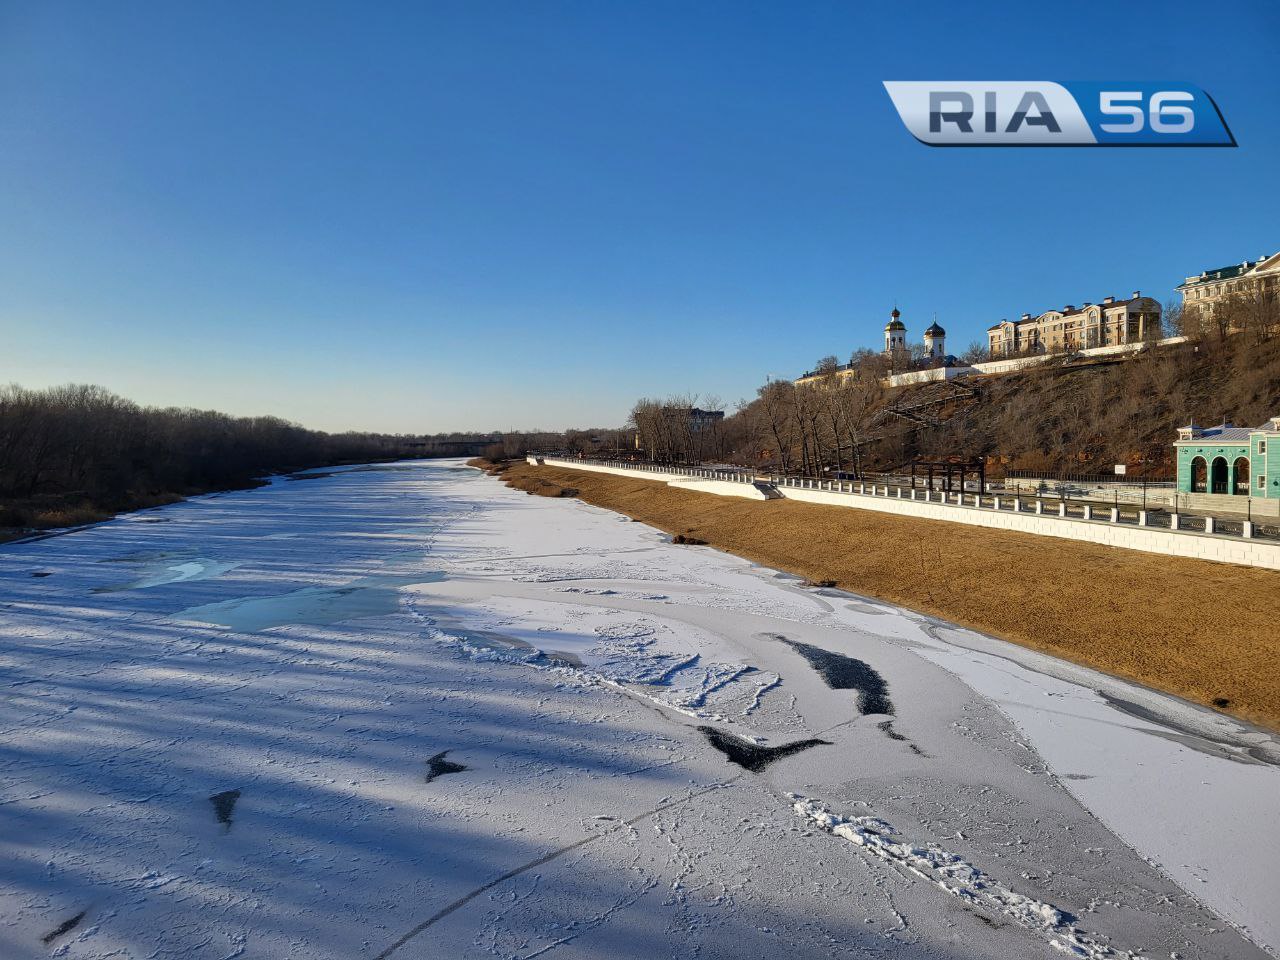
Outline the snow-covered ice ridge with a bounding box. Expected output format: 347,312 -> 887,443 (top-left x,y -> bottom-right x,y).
791,795 -> 1124,959
409,601 -> 785,725
0,458 -> 1277,960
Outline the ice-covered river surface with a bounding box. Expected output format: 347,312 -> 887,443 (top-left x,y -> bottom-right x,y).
2,460 -> 1278,960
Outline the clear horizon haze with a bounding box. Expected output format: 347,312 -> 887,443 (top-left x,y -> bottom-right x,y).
2,0 -> 1278,433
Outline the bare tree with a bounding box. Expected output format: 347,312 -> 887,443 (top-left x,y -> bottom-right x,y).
755,380 -> 797,474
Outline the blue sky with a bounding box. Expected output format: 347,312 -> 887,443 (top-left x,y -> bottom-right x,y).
2,1 -> 1277,432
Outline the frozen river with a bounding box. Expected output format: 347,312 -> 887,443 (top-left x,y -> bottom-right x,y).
1,459 -> 1277,959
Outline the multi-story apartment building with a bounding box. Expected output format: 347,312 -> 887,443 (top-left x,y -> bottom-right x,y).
1176,251 -> 1280,322
986,293 -> 1161,356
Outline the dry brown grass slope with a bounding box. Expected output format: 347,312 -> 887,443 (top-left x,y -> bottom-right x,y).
502,461 -> 1280,732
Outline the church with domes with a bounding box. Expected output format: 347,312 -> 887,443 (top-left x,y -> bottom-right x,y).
883,308 -> 946,359
793,307 -> 952,387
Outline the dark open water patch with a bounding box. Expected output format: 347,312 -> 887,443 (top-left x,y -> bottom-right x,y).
877,719 -> 906,741
776,637 -> 893,716
41,911 -> 86,945
878,720 -> 926,756
697,726 -> 830,772
425,750 -> 467,783
209,789 -> 241,827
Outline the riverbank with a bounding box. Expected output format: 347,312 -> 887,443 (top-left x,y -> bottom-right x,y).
500,460 -> 1280,732
0,458 -> 443,546
0,490 -> 205,545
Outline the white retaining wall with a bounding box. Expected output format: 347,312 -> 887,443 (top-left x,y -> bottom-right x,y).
529,456 -> 672,483
667,477 -> 771,500
969,355 -> 1050,375
1077,335 -> 1189,359
883,366 -> 974,388
530,457 -> 768,500
967,336 -> 1190,378
533,457 -> 1280,572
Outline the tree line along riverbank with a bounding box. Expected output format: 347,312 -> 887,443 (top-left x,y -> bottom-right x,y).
488,458 -> 1280,733
0,384 -> 432,543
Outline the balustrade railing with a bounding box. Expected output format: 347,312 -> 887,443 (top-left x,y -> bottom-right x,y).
532,455 -> 1276,543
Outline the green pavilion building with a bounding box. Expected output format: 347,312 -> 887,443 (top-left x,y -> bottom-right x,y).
1175,417 -> 1280,501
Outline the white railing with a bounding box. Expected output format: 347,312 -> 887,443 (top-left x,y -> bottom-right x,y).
755,473 -> 1269,540
533,455 -> 1274,545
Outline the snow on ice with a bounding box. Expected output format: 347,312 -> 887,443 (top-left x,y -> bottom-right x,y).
0,459 -> 1277,960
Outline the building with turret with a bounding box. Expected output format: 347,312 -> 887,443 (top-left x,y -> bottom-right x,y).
923,320 -> 946,359
884,308 -> 907,355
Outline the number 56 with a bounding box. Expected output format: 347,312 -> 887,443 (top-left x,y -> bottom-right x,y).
1099,91 -> 1195,133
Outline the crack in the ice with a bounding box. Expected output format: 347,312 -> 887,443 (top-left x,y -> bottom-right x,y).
372,779 -> 740,959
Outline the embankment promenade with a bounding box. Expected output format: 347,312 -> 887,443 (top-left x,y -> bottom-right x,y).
499,457 -> 1280,732
531,457 -> 1280,572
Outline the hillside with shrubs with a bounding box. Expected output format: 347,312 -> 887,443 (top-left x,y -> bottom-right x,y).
626,298 -> 1280,479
